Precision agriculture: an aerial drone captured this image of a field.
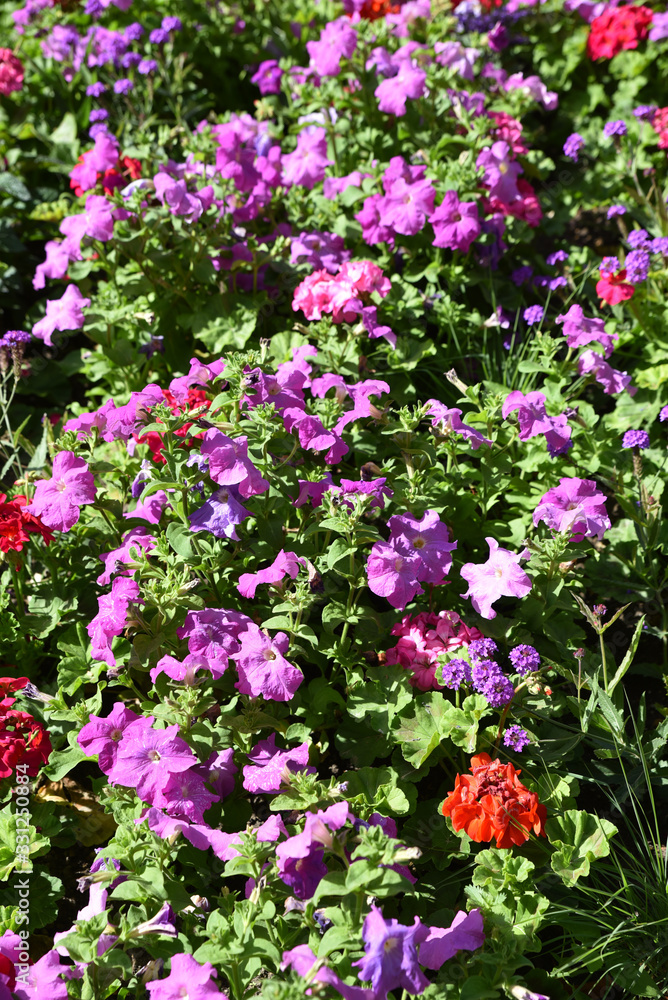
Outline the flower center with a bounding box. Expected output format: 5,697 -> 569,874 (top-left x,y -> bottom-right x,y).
55,480 -> 68,493
148,750 -> 161,762
111,729 -> 122,742
413,537 -> 425,549
384,936 -> 399,952
264,649 -> 277,661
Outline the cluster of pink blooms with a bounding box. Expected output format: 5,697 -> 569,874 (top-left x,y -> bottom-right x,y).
292,259 -> 394,344
0,48 -> 24,96
385,610 -> 483,690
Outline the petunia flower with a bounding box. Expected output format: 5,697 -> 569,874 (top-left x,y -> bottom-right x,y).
27,451 -> 96,532
460,537 -> 532,619
532,477 -> 611,541
146,953 -> 224,1000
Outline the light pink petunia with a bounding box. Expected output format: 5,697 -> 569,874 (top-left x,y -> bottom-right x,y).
460,537 -> 532,619
146,953 -> 225,1000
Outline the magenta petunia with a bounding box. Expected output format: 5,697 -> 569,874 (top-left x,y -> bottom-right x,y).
154,769 -> 219,824
532,477 -> 611,541
232,626 -> 303,701
200,430 -> 269,499
430,190 -> 481,252
577,349 -> 636,396
282,127 -> 332,189
242,733 -> 315,793
502,390 -> 572,457
77,702 -> 143,772
31,284 -> 91,347
366,542 -> 424,609
97,527 -> 156,586
237,550 -> 305,599
87,576 -> 143,667
460,537 -> 532,619
424,401 -> 492,449
27,451 -> 96,532
555,304 -> 617,358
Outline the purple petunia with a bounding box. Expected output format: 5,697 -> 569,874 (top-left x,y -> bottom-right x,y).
107,723 -> 196,804
353,905 -> 429,999
366,510 -> 457,610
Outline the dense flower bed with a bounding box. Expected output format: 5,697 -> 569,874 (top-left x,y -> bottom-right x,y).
0,0 -> 668,997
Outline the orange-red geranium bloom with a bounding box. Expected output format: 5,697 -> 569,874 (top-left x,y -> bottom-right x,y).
442,752 -> 547,849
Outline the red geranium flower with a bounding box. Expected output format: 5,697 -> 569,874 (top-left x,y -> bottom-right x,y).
442,752 -> 547,849
0,494 -> 53,553
587,5 -> 653,61
0,709 -> 52,778
0,677 -> 29,711
596,269 -> 635,306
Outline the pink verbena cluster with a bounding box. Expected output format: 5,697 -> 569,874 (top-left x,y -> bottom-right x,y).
384,610 -> 483,690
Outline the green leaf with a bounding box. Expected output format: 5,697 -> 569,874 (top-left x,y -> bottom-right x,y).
472,848 -> 535,889
341,766 -> 416,816
44,746 -> 88,781
166,522 -> 196,560
546,809 -> 618,884
607,614 -> 645,696
394,693 -> 491,767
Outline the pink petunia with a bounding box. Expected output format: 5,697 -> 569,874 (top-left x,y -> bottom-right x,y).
232,626 -> 303,702
31,284 -> 91,347
237,550 -> 305,599
532,477 -> 611,541
27,451 -> 96,532
460,537 -> 532,619
242,733 -> 315,792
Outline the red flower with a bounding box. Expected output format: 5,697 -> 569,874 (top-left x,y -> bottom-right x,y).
442,752 -> 547,849
0,709 -> 52,778
596,269 -> 635,306
0,952 -> 16,993
0,677 -> 28,711
0,494 -> 54,553
587,5 -> 653,61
